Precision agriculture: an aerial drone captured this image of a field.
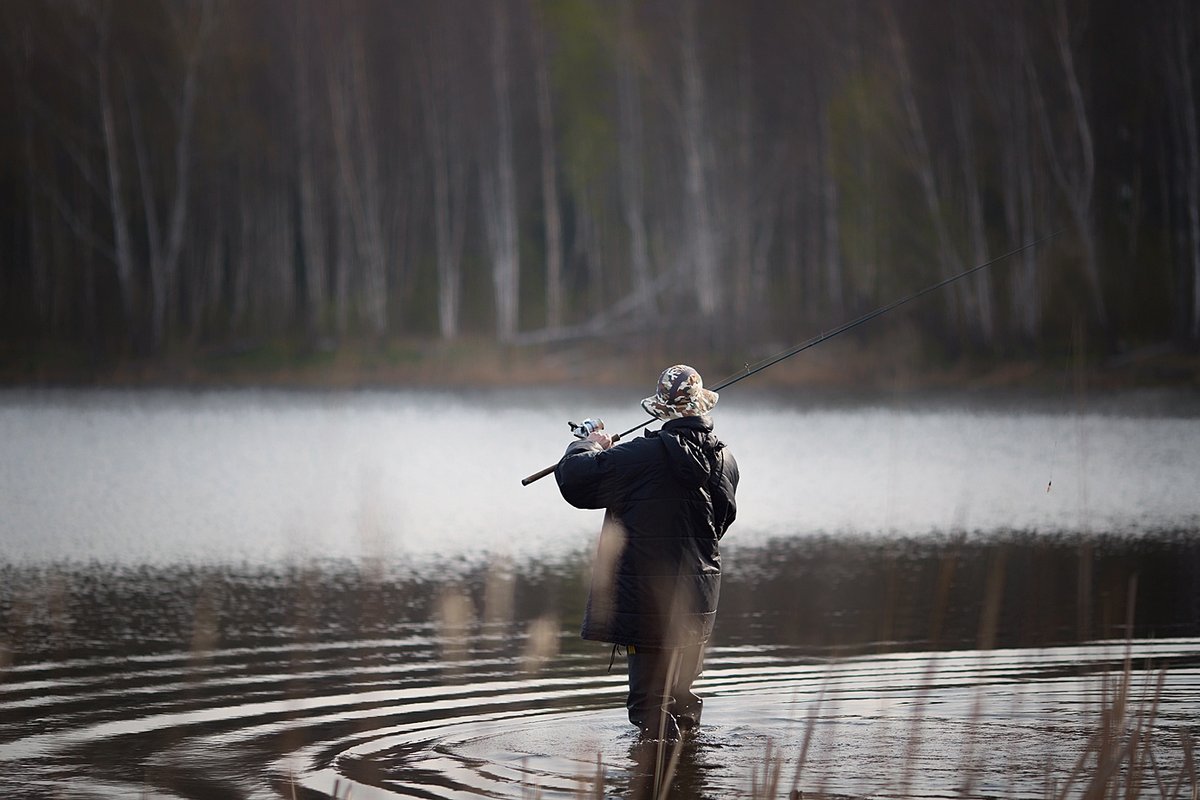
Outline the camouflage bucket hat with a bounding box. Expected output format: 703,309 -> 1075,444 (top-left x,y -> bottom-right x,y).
641,364 -> 719,420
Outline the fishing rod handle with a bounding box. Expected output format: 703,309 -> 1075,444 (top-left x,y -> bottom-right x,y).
520,433 -> 621,486
521,463 -> 557,486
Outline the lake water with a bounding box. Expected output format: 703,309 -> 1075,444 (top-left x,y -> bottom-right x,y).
1,387 -> 1198,798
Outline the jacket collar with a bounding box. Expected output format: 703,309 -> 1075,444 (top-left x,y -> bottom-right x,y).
660,414 -> 713,434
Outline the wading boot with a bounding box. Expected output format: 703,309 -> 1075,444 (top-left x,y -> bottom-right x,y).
674,697 -> 702,734
637,712 -> 681,743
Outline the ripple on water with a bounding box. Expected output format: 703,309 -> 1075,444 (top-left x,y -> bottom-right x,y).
271,640 -> 1200,799
2,632 -> 1198,798
2,537 -> 1198,798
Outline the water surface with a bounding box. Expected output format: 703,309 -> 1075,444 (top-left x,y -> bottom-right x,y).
2,387 -> 1197,564
1,388 -> 1198,798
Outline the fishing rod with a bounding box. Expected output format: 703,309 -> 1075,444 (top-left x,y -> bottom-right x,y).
521,228 -> 1063,486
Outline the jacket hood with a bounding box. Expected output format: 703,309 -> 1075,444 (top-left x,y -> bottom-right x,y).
653,415 -> 724,488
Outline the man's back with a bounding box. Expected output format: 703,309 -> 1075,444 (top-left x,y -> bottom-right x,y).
556,414 -> 738,648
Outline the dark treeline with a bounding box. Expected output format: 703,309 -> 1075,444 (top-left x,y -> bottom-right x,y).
2,0 -> 1199,366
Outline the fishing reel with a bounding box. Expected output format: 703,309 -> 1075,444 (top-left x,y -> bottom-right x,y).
569,418 -> 605,440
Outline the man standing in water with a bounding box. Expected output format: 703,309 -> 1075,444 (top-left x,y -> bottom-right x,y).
555,365 -> 739,741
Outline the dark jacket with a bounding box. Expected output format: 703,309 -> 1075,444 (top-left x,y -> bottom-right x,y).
555,415 -> 739,648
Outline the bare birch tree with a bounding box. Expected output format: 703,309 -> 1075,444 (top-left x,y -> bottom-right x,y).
1028,0 -> 1106,328
293,4 -> 328,341
95,6 -> 137,333
950,7 -> 995,346
819,85 -> 844,317
10,20 -> 40,323
998,11 -> 1042,344
482,2 -> 520,342
416,3 -> 468,340
729,39 -> 755,330
886,6 -> 966,336
125,0 -> 213,349
1169,1 -> 1200,339
680,0 -> 719,317
328,19 -> 389,337
531,1 -> 565,330
617,0 -> 655,321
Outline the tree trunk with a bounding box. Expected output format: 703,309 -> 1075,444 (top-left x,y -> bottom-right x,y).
729,40 -> 752,333
121,0 -> 210,350
680,0 -> 718,316
1174,5 -> 1200,340
17,23 -> 43,327
333,175 -> 352,337
887,6 -> 964,336
818,78 -> 844,316
271,191 -> 296,334
349,25 -> 388,337
96,12 -> 137,335
328,21 -> 388,338
293,4 -> 327,341
532,2 -> 565,330
231,178 -> 250,334
617,0 -> 654,320
483,3 -> 520,342
1054,0 -> 1104,329
416,8 -> 466,340
1028,0 -> 1106,328
999,13 -> 1041,344
950,12 -> 994,347
782,163 -> 801,309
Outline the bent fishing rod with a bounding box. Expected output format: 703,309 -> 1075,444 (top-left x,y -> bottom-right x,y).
521,228 -> 1063,486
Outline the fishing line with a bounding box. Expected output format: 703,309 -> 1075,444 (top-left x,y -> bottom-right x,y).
522,227 -> 1064,486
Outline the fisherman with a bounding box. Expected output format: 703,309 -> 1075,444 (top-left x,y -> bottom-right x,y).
555,365 -> 739,741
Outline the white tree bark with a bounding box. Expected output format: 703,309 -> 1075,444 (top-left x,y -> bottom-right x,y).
231,177 -> 250,332
730,40 -> 755,327
680,0 -> 718,316
96,10 -> 136,332
270,191 -> 295,333
328,20 -> 389,337
950,13 -> 995,346
119,0 -> 212,349
1002,14 -> 1041,342
1028,0 -> 1106,327
818,78 -> 844,314
532,2 -> 565,330
416,8 -> 467,340
15,23 -> 41,322
351,28 -> 388,336
483,3 -> 520,342
1174,6 -> 1200,339
617,0 -> 655,320
887,7 -> 964,333
293,5 -> 327,339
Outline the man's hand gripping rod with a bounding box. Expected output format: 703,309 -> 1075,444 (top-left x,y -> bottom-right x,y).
520,419 -> 616,486
520,228 -> 1064,487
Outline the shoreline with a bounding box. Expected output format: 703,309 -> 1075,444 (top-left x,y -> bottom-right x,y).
3,336 -> 1199,394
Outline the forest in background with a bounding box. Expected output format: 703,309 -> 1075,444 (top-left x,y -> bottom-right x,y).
2,0 -> 1200,384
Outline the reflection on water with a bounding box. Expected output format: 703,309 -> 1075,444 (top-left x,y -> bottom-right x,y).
1,536 -> 1198,798
1,388 -> 1198,797
2,388 -> 1199,563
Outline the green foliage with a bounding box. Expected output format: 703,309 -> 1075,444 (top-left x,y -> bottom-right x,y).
539,0 -> 618,195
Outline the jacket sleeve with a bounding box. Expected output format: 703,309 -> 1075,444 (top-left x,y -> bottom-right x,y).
713,449 -> 739,538
555,440 -> 627,510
